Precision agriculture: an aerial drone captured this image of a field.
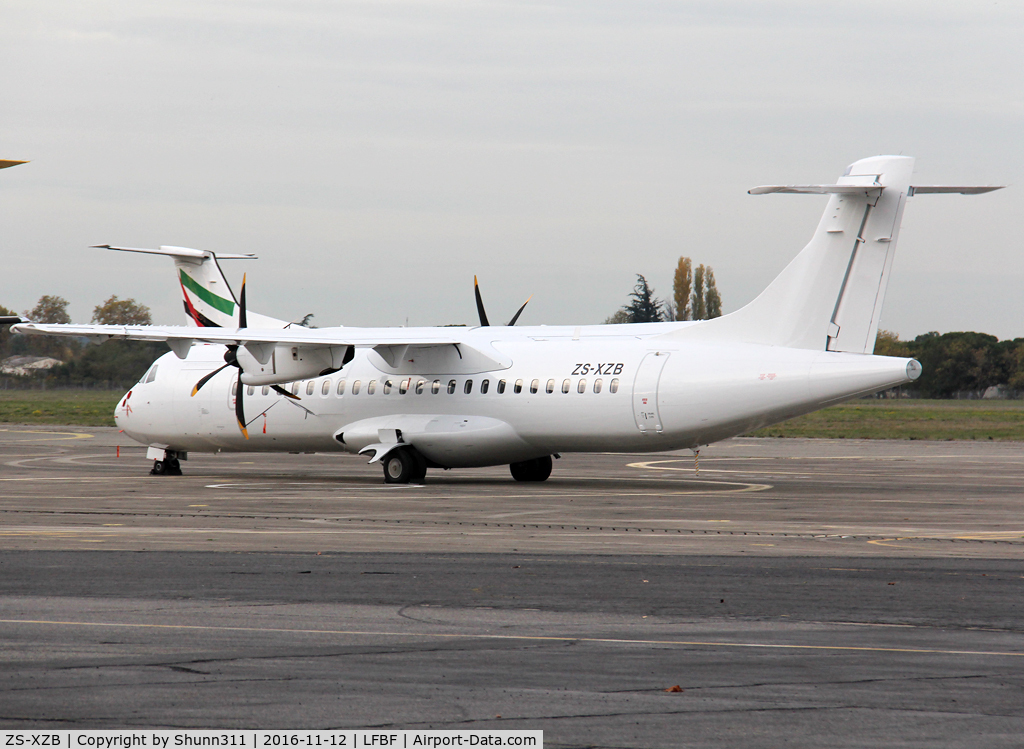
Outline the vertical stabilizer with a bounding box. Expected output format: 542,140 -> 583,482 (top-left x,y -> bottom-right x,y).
664,156 -> 914,352
95,245 -> 289,328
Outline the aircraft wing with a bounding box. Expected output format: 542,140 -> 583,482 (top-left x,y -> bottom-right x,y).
11,322 -> 461,347
10,322 -> 505,372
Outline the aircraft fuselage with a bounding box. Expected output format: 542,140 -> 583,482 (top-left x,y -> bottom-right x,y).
116,322 -> 916,468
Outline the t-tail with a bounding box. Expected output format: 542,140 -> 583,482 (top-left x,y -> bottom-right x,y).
95,245 -> 289,328
665,155 -> 1003,352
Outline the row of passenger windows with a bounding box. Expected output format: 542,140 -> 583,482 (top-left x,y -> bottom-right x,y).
240,377 -> 620,397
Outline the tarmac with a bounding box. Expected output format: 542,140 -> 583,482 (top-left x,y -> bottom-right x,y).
1,425 -> 1023,746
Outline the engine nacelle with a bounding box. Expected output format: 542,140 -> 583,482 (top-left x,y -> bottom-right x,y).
236,343 -> 352,386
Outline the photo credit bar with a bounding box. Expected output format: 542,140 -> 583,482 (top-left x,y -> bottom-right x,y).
0,732 -> 542,749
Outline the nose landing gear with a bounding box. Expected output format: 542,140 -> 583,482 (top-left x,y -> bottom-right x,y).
148,448 -> 185,476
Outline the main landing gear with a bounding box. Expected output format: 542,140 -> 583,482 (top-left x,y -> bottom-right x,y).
509,455 -> 553,482
382,447 -> 428,484
148,448 -> 185,476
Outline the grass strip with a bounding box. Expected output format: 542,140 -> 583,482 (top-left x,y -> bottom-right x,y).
0,390 -> 122,427
746,399 -> 1024,441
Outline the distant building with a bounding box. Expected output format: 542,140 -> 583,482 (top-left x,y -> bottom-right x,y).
0,355 -> 64,376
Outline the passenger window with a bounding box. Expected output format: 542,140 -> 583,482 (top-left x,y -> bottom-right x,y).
367,380 -> 377,395
514,379 -> 523,394
546,379 -> 555,394
577,379 -> 587,394
306,381 -> 315,396
383,380 -> 392,395
262,386 -> 270,396
399,379 -> 410,395
562,379 -> 570,394
464,379 -> 474,395
248,385 -> 255,396
291,382 -> 300,396
352,380 -> 361,395
497,379 -> 506,394
530,379 -> 539,394
322,380 -> 331,396
593,378 -> 602,394
480,379 -> 489,394
431,380 -> 441,394
415,379 -> 426,395
609,378 -> 619,393
337,379 -> 346,395
448,379 -> 457,394
143,365 -> 158,384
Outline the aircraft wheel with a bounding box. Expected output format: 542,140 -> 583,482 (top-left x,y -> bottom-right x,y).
167,457 -> 183,476
510,455 -> 553,482
410,451 -> 428,484
150,460 -> 167,476
383,448 -> 416,484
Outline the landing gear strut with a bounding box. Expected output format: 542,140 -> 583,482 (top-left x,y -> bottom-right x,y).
382,447 -> 427,484
509,455 -> 553,482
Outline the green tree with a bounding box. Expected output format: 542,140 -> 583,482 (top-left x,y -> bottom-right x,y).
673,257 -> 692,321
92,295 -> 152,325
603,309 -> 631,324
908,331 -> 1002,398
50,340 -> 165,389
873,329 -> 910,357
622,275 -> 666,323
16,295 -> 77,359
0,304 -> 16,358
704,268 -> 722,318
25,295 -> 71,324
691,265 -> 707,321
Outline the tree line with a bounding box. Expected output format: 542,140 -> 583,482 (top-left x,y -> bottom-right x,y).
606,256 -> 722,324
875,330 -> 1024,399
1,295 -> 163,389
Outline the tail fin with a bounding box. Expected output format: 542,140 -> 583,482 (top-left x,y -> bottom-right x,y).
96,245 -> 288,328
665,156 -> 1003,353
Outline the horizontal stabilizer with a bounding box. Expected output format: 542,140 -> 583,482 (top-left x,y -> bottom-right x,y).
93,244 -> 257,260
907,185 -> 1005,196
0,160 -> 28,170
749,183 -> 881,196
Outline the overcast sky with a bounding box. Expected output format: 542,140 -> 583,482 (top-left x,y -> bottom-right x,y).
2,1 -> 1021,339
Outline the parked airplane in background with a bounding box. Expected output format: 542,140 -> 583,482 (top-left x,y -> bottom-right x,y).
12,156 -> 1003,482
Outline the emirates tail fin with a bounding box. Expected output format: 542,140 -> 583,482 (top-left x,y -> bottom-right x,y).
95,245 -> 289,328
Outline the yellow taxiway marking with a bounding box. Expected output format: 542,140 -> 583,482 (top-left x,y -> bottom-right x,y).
0,429 -> 94,441
869,532 -> 1024,548
0,618 -> 1020,658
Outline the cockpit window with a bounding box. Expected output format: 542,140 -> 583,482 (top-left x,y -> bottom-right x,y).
142,364 -> 158,384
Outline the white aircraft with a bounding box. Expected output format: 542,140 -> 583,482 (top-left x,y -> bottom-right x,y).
12,156 -> 1003,483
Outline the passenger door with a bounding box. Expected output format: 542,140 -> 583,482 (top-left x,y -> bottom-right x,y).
632,352 -> 670,434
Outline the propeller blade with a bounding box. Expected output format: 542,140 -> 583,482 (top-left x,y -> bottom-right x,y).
473,275 -> 490,327
271,384 -> 300,400
191,363 -> 231,397
238,273 -> 248,329
234,374 -> 249,439
506,295 -> 533,326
